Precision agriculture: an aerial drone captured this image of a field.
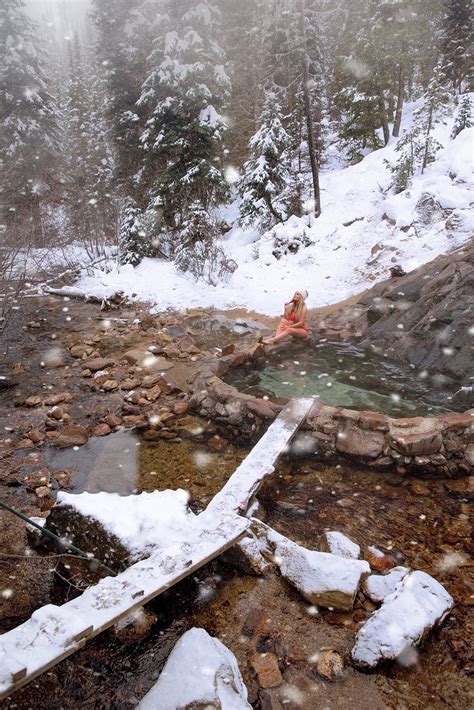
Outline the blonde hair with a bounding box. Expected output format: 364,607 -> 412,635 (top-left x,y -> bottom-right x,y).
284,299 -> 304,321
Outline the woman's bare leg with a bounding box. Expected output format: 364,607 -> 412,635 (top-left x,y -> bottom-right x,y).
263,327 -> 308,345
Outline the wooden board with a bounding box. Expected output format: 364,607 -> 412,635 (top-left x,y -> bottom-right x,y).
207,396 -> 316,514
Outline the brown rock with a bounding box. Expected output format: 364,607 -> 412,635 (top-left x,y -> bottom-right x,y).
410,481 -> 431,495
241,606 -> 267,639
54,425 -> 88,448
251,653 -> 283,689
247,343 -> 266,362
11,362 -> 26,375
390,429 -> 442,456
220,343 -> 235,356
391,417 -> 426,429
144,385 -> 161,402
93,371 -> 110,386
120,378 -> 140,391
315,650 -> 344,681
28,428 -> 45,444
438,412 -> 474,431
104,412 -> 122,428
123,415 -> 146,425
70,344 -> 94,358
173,401 -> 189,415
48,406 -> 65,420
35,486 -> 52,499
91,423 -> 111,437
359,411 -> 389,431
207,434 -> 228,452
54,469 -> 72,487
41,357 -> 65,368
247,399 -> 277,420
25,470 -> 51,489
152,372 -> 182,395
81,357 -> 116,372
81,369 -> 92,378
366,549 -> 395,572
336,426 -> 384,458
444,477 -> 473,499
45,430 -> 60,440
465,444 -> 474,467
44,393 -> 73,406
25,396 -> 42,407
113,608 -> 157,643
102,379 -> 119,391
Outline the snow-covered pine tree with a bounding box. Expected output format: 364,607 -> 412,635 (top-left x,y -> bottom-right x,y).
118,202 -> 151,266
451,93 -> 472,138
137,0 -> 230,274
441,0 -> 472,93
387,64 -> 452,191
238,91 -> 292,229
1,0 -> 61,246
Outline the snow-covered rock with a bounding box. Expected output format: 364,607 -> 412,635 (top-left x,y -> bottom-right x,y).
324,531 -> 360,559
352,570 -> 453,668
363,567 -> 410,603
270,535 -> 369,611
137,628 -> 251,710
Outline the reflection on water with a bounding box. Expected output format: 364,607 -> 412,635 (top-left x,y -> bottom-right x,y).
226,340 -> 457,417
44,429 -> 247,505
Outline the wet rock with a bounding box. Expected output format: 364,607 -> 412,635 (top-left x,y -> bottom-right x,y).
444,477 -> 473,500
465,444 -> 474,467
359,411 -> 389,432
81,357 -> 116,372
221,343 -> 235,356
352,570 -> 453,668
91,423 -> 111,437
315,649 -> 344,681
323,531 -> 360,559
225,535 -> 273,576
123,350 -> 174,371
251,652 -> 283,689
410,481 -> 431,495
241,606 -> 268,640
24,470 -> 51,489
48,405 -> 65,421
102,379 -> 119,391
27,428 -> 45,444
152,372 -> 182,394
54,425 -> 88,448
54,469 -> 72,487
362,566 -> 410,603
247,399 -> 277,420
70,344 -> 94,358
123,414 -> 146,426
104,412 -> 122,428
173,401 -> 189,415
390,429 -> 443,456
121,378 -> 140,390
24,396 -> 42,407
137,628 -> 251,709
113,608 -> 157,644
208,434 -> 228,452
336,426 -> 384,458
366,546 -> 395,572
43,393 -> 73,406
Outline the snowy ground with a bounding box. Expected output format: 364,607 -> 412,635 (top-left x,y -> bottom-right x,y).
74,100 -> 473,316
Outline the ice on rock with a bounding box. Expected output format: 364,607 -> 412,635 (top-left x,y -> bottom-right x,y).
324,531 -> 361,559
137,628 -> 251,710
352,570 -> 453,668
363,567 -> 410,603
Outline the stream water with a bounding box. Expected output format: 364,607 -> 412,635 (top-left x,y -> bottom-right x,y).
225,340 -> 460,417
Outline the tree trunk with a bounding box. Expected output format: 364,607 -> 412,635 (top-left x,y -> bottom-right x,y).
302,54 -> 321,216
421,103 -> 433,173
393,65 -> 405,137
378,93 -> 390,145
264,194 -> 283,224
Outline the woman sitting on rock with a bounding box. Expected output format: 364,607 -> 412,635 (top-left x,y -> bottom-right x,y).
262,290 -> 309,345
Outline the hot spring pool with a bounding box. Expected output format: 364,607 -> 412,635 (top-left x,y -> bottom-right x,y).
225,340 -> 459,417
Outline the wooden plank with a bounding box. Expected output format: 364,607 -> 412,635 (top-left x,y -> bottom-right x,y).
0,512 -> 248,701
207,396 -> 315,515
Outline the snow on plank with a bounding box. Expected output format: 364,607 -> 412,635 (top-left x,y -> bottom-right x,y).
0,511 -> 248,700
207,396 -> 316,515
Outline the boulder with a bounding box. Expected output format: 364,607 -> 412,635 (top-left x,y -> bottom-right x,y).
54,425 -> 88,448
336,426 -> 384,458
363,567 -> 410,603
389,429 -> 443,456
352,570 -> 453,668
323,531 -> 360,559
137,628 -> 251,709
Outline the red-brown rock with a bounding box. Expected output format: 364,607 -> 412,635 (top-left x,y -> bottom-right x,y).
207,434 -> 228,452
247,399 -> 277,420
251,653 -> 283,689
81,357 -> 116,372
336,426 -> 384,458
91,423 -> 111,437
54,425 -> 88,448
390,429 -> 442,456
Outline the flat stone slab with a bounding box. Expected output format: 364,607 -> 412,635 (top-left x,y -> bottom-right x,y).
352,570 -> 453,668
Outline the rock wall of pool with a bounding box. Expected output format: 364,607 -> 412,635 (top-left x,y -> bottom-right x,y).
188,341 -> 473,476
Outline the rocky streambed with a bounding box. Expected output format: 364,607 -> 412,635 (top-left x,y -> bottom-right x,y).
0,292 -> 472,708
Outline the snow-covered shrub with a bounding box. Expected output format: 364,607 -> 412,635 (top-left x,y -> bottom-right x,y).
272,230 -> 313,260
451,94 -> 472,138
119,203 -> 157,266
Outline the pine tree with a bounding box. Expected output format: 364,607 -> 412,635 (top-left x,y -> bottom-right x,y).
387,64 -> 452,191
118,203 -> 154,265
441,0 -> 472,92
238,91 -> 292,229
1,0 -> 61,246
451,94 -> 472,138
138,0 -> 230,265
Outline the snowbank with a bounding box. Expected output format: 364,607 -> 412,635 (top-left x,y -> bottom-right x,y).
75,100 -> 473,316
